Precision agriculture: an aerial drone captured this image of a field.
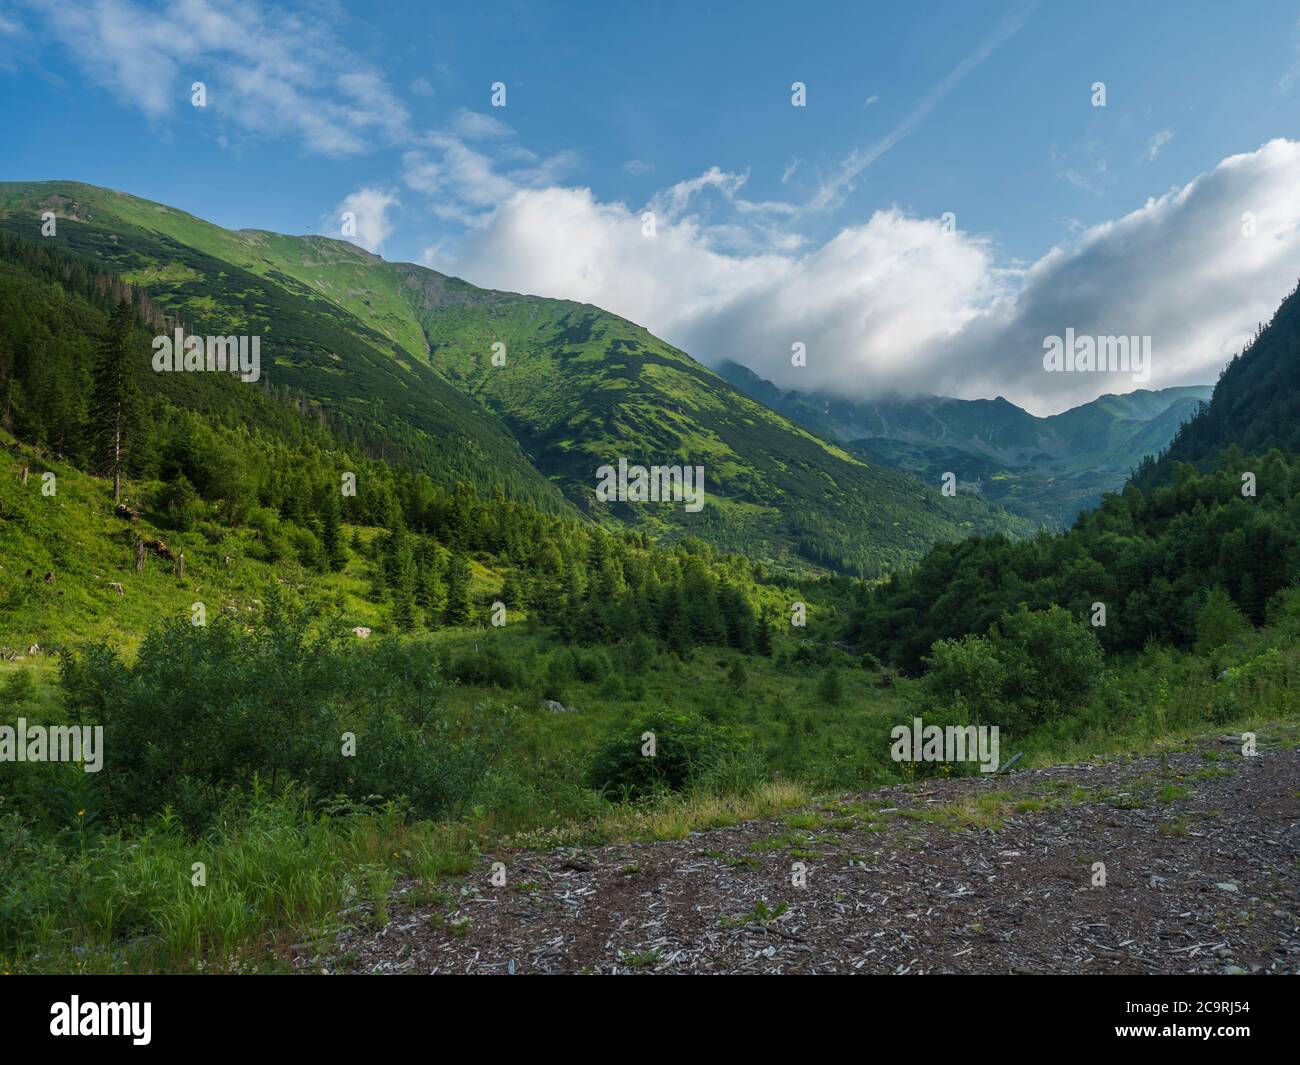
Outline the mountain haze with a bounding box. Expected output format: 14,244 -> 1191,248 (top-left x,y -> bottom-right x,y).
716,360 -> 1211,527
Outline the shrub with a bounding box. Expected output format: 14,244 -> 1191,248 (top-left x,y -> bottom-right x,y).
155,473 -> 202,531
573,649 -> 610,684
815,667 -> 843,705
58,600 -> 507,827
585,710 -> 738,800
921,605 -> 1104,737
447,646 -> 523,688
1196,586 -> 1252,657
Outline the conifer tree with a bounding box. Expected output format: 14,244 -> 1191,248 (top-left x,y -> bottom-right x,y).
320,489 -> 347,572
443,551 -> 472,626
86,300 -> 139,502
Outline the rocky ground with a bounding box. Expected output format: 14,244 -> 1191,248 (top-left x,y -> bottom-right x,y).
316,736 -> 1300,975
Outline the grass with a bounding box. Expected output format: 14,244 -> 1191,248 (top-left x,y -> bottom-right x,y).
899,791 -> 1019,832
0,786 -> 479,974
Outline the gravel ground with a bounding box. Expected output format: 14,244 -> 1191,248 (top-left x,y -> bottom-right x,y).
316,736 -> 1300,975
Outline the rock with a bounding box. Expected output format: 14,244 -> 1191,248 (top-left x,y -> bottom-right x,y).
1215,882 -> 1239,893
351,626 -> 372,639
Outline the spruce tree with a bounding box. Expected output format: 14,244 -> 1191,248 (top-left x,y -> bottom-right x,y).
754,606 -> 774,656
320,490 -> 347,572
443,552 -> 472,626
86,300 -> 139,502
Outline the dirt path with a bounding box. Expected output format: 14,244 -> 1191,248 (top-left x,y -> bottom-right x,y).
323,738 -> 1300,974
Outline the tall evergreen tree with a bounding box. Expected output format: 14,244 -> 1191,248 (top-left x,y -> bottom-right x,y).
443,551 -> 472,626
86,300 -> 139,502
319,488 -> 348,572
754,606 -> 774,656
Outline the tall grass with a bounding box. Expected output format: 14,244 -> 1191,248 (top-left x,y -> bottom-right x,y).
0,784 -> 477,974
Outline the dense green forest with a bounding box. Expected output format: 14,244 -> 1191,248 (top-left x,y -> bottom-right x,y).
0,229 -> 818,657
852,449 -> 1300,673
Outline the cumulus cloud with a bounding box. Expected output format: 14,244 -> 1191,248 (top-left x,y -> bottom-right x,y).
332,187 -> 399,253
446,140 -> 1300,415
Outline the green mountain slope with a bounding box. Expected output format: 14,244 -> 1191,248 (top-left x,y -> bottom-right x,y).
0,180 -> 1033,575
399,279 -> 1036,574
1134,279 -> 1300,488
0,182 -> 569,515
716,359 -> 1211,527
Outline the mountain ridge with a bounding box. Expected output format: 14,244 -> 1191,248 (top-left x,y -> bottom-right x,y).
715,359 -> 1211,527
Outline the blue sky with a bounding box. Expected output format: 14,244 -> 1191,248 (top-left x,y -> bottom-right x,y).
4,0 -> 1300,413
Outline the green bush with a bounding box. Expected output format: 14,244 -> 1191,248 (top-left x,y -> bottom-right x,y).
1196,586 -> 1252,658
57,600 -> 508,827
922,605 -> 1104,737
447,645 -> 523,688
816,667 -> 843,705
585,710 -> 738,800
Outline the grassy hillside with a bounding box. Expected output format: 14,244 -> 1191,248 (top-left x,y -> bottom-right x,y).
401,280 -> 1034,575
0,185 -> 570,514
0,180 -> 1032,576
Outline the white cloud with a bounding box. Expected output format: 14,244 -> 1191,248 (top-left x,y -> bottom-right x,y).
446,139 -> 1300,416
401,115 -> 578,227
24,0 -> 411,155
1145,129 -> 1173,163
332,187 -> 399,253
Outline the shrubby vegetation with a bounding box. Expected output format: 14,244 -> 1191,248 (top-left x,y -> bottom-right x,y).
918,605 -> 1104,737
851,450 -> 1300,673
585,709 -> 738,800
